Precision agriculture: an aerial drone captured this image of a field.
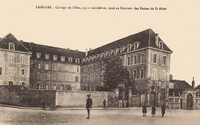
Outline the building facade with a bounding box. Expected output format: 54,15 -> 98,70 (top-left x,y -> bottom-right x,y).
81,29 -> 172,106
23,42 -> 85,91
0,29 -> 173,106
168,77 -> 200,110
0,34 -> 31,87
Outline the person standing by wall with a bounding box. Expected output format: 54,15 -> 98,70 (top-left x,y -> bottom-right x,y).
103,99 -> 107,109
86,94 -> 93,119
161,104 -> 166,117
142,103 -> 147,117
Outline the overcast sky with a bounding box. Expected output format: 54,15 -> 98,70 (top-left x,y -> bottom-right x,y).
0,0 -> 200,86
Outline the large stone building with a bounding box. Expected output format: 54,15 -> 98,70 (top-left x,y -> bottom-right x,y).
22,42 -> 85,91
81,29 -> 173,106
0,34 -> 31,87
0,29 -> 173,106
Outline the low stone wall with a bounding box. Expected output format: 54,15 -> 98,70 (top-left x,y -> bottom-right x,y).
0,85 -> 56,107
56,91 -> 109,107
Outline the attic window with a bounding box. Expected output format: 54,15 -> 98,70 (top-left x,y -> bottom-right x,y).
68,57 -> 73,62
75,58 -> 80,63
36,52 -> 41,58
45,54 -> 50,60
9,43 -> 15,50
127,44 -> 132,51
92,55 -> 96,60
97,54 -> 100,58
122,46 -> 126,52
53,55 -> 58,61
61,56 -> 65,62
106,51 -> 110,57
110,49 -> 114,55
115,48 -> 120,54
82,58 -> 86,63
134,42 -> 139,50
158,41 -> 164,49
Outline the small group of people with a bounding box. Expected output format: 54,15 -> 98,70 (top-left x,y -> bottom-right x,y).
142,103 -> 166,117
86,94 -> 166,119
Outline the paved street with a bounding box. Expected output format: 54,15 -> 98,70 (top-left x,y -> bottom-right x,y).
0,106 -> 200,125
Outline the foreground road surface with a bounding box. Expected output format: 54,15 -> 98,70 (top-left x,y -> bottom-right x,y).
0,106 -> 200,125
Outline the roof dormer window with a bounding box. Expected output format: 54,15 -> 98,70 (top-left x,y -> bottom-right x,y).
106,51 -> 110,57
122,46 -> 126,52
36,52 -> 41,58
75,58 -> 80,63
97,54 -> 100,59
158,41 -> 164,49
61,56 -> 65,62
9,42 -> 15,50
45,54 -> 50,60
134,42 -> 139,50
110,49 -> 114,55
82,58 -> 86,63
53,55 -> 58,61
115,48 -> 120,54
127,44 -> 133,51
68,57 -> 73,62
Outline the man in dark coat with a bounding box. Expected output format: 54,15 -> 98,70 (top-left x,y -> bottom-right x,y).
103,99 -> 107,109
151,106 -> 156,117
161,104 -> 166,117
142,104 -> 147,117
86,94 -> 93,119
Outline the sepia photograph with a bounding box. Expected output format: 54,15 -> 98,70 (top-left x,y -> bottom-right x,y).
0,0 -> 200,125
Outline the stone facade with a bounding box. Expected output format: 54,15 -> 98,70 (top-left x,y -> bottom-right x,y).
0,34 -> 31,87
0,29 -> 173,107
80,29 -> 172,106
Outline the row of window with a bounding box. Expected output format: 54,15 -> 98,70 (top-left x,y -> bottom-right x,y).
128,68 -> 145,79
82,42 -> 140,63
4,54 -> 28,64
152,54 -> 167,65
36,52 -> 80,63
81,85 -> 102,91
37,84 -> 72,90
152,69 -> 167,80
127,53 -> 145,65
36,72 -> 79,82
37,63 -> 80,73
81,74 -> 101,83
0,66 -> 27,76
81,63 -> 101,73
0,80 -> 25,86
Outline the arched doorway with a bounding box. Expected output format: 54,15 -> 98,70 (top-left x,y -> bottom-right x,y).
186,94 -> 193,110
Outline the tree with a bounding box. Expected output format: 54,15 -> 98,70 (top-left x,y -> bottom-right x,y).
102,56 -> 127,91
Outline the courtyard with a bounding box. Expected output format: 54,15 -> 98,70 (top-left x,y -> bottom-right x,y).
0,106 -> 199,125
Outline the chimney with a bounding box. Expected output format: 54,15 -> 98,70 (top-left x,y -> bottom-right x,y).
155,33 -> 159,46
169,74 -> 173,81
85,48 -> 88,57
192,77 -> 195,89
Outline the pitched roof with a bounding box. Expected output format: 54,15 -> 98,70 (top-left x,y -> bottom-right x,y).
195,84 -> 200,89
170,80 -> 192,89
0,33 -> 30,52
0,33 -> 85,62
87,29 -> 172,56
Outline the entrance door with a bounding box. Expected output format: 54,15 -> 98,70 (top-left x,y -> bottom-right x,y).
186,94 -> 193,110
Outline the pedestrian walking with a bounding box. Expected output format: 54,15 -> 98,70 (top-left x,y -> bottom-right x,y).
86,94 -> 93,119
161,104 -> 166,117
151,106 -> 156,117
142,103 -> 147,117
103,99 -> 107,109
